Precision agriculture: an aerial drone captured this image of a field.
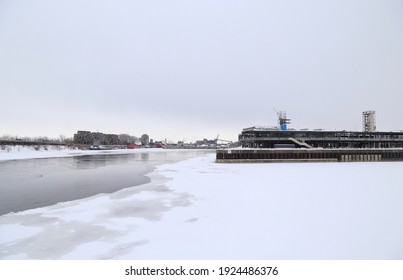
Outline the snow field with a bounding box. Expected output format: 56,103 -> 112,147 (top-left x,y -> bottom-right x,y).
1,153 -> 403,259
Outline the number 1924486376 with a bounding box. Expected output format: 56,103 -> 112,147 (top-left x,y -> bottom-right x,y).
218,266 -> 278,276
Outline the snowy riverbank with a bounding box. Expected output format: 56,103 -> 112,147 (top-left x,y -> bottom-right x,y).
0,145 -> 173,161
1,152 -> 403,259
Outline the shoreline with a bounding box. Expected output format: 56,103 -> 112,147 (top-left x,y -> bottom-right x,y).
0,149 -> 213,215
0,145 -> 199,162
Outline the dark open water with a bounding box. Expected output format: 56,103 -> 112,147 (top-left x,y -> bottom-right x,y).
0,150 -> 212,215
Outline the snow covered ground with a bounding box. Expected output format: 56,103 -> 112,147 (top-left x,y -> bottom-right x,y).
0,145 -> 169,161
1,151 -> 403,259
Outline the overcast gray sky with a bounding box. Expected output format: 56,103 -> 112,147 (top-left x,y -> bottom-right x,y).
1,0 -> 402,142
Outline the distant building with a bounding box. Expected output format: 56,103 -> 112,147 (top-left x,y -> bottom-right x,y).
119,134 -> 137,145
140,134 -> 149,146
73,130 -> 119,145
92,132 -> 103,146
363,111 -> 376,132
195,138 -> 217,147
74,131 -> 94,145
103,134 -> 119,145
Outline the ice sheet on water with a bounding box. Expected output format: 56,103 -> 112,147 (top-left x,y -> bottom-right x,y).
1,153 -> 403,259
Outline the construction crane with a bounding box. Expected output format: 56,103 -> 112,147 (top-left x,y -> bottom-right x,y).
273,108 -> 291,131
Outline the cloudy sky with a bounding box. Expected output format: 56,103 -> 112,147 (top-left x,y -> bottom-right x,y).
1,0 -> 403,142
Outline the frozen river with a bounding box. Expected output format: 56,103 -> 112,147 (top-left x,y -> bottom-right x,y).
0,150 -> 211,215
1,150 -> 403,260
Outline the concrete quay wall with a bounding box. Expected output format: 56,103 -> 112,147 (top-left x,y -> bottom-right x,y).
216,148 -> 403,163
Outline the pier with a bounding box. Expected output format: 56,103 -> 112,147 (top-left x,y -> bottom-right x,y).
216,148 -> 403,163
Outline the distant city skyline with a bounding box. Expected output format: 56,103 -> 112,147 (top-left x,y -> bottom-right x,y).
1,0 -> 403,142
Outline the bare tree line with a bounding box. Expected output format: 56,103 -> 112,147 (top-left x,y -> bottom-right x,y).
0,134 -> 73,143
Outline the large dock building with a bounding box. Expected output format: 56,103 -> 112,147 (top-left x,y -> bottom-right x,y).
217,111 -> 403,163
239,127 -> 403,149
239,111 -> 403,149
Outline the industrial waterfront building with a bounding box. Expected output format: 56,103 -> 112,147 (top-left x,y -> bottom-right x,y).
217,110 -> 403,163
238,110 -> 403,149
239,127 -> 403,149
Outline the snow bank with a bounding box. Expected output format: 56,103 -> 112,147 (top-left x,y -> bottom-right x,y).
1,153 -> 403,259
0,145 -> 169,161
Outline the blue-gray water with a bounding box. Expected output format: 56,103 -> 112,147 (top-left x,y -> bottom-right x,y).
0,150 -> 211,215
